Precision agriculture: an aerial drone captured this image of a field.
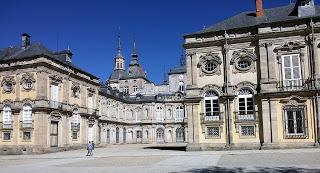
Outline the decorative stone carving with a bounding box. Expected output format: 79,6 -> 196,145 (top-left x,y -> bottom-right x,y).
232,81 -> 257,95
20,73 -> 36,91
231,49 -> 257,73
197,53 -> 222,76
201,84 -> 223,96
49,74 -> 63,84
274,41 -> 305,53
71,82 -> 81,98
279,96 -> 307,105
1,76 -> 16,93
87,87 -> 96,95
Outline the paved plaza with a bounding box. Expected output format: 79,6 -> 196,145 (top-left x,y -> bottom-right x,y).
0,145 -> 320,173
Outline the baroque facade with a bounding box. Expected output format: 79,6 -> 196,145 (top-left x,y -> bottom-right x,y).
184,0 -> 320,150
1,0 -> 320,154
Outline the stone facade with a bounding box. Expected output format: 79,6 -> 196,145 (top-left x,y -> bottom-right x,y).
184,0 -> 320,150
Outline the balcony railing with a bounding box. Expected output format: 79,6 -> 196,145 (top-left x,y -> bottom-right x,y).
22,120 -> 33,129
175,118 -> 184,123
71,123 -> 80,132
200,112 -> 224,123
277,79 -> 305,91
87,108 -> 94,115
235,111 -> 258,122
50,101 -> 62,109
2,122 -> 13,129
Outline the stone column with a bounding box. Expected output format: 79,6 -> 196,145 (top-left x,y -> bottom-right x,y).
36,71 -> 48,100
267,43 -> 277,81
15,75 -> 21,101
261,99 -> 271,144
270,99 -> 279,143
259,42 -> 269,83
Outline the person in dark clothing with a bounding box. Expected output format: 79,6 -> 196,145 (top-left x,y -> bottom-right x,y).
86,141 -> 93,156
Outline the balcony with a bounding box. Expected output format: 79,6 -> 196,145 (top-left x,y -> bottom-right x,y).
200,112 -> 224,124
21,120 -> 33,129
71,123 -> 80,132
2,122 -> 13,129
277,79 -> 305,91
175,118 -> 184,123
235,111 -> 258,122
50,101 -> 62,109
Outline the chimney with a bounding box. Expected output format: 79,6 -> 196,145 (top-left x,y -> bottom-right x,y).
255,0 -> 264,17
21,33 -> 31,48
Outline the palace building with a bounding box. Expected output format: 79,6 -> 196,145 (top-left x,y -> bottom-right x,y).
0,0 -> 320,154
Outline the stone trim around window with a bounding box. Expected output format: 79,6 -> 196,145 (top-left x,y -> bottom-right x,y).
197,53 -> 222,76
231,49 -> 257,74
71,82 -> 81,98
20,73 -> 36,91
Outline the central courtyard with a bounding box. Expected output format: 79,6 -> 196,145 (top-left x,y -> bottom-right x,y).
0,145 -> 320,173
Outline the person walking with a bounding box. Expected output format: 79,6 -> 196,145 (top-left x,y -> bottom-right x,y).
86,141 -> 93,156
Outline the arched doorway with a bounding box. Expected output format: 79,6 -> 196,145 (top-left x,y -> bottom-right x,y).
123,128 -> 126,144
176,128 -> 185,142
156,128 -> 164,143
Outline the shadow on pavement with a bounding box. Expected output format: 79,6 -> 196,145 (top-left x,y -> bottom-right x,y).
173,166 -> 320,173
144,146 -> 186,151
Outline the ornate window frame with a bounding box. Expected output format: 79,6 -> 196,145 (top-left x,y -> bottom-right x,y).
20,73 -> 36,91
231,49 -> 257,73
279,96 -> 308,139
197,53 -> 222,76
1,76 -> 16,93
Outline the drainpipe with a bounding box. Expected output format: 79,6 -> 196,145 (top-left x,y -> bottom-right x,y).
224,31 -> 231,146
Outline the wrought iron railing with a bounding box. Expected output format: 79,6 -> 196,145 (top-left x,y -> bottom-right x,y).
200,112 -> 224,123
234,111 -> 258,122
2,122 -> 13,129
21,120 -> 33,128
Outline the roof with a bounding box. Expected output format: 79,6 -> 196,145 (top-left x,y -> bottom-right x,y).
169,65 -> 186,75
186,3 -> 320,36
0,43 -> 99,80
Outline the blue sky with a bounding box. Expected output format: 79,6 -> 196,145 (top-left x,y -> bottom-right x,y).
0,0 -> 316,84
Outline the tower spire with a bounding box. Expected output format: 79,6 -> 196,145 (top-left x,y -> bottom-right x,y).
131,35 -> 138,56
117,32 -> 122,56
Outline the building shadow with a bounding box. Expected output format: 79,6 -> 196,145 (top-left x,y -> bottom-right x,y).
173,166 -> 320,173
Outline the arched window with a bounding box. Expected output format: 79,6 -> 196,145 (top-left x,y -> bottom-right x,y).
178,81 -> 184,93
144,109 -> 148,119
204,90 -> 220,117
116,127 -> 120,143
22,104 -> 32,127
156,128 -> 164,142
3,105 -> 12,128
176,128 -> 185,142
156,107 -> 164,122
175,106 -> 184,122
135,110 -> 142,122
238,88 -> 254,117
123,128 -> 126,143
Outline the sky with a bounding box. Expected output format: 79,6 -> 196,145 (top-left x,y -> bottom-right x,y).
0,0 -> 317,84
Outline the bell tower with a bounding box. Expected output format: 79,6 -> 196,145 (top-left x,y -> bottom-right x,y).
114,32 -> 125,71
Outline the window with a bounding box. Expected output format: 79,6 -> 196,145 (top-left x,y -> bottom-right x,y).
176,128 -> 184,142
206,127 -> 220,138
301,0 -> 311,6
156,128 -> 164,142
3,105 -> 12,128
237,58 -> 252,70
282,54 -> 302,89
240,126 -> 255,136
204,90 -> 220,117
71,109 -> 79,132
284,108 -> 306,137
204,61 -> 218,73
123,128 -> 126,143
22,104 -> 32,128
137,130 -> 142,139
24,80 -> 33,90
175,106 -> 184,122
136,111 -> 142,122
178,82 -> 184,93
3,132 -> 11,140
72,132 -> 78,140
156,107 -> 164,122
51,83 -> 59,102
144,109 -> 148,119
123,86 -> 129,94
23,132 -> 31,140
133,86 -> 138,92
238,89 -> 254,120
88,95 -> 93,114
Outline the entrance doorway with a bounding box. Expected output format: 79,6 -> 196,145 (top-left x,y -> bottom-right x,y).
136,130 -> 142,143
50,122 -> 58,147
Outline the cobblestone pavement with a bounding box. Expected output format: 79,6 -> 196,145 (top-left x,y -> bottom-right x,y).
0,145 -> 320,173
